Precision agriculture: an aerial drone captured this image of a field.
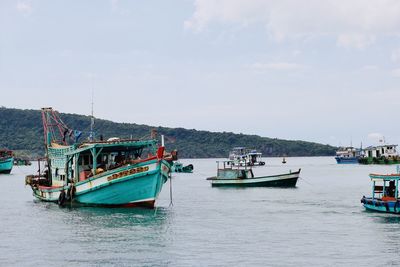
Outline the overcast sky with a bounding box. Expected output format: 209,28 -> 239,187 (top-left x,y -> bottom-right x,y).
1,0 -> 400,147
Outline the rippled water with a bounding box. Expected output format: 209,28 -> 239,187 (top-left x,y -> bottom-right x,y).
1,157 -> 400,266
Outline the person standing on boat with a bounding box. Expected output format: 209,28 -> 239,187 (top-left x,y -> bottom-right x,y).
115,152 -> 124,166
386,180 -> 396,197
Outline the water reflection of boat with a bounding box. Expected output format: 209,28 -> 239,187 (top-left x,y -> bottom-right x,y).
228,147 -> 265,166
206,160 -> 300,187
25,108 -> 172,208
361,170 -> 400,214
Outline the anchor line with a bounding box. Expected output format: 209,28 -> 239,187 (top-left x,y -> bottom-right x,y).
299,176 -> 313,186
169,172 -> 173,207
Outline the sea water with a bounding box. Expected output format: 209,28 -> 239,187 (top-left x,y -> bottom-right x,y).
1,157 -> 400,266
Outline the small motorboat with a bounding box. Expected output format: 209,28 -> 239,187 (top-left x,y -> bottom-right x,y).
206,160 -> 300,187
361,170 -> 400,214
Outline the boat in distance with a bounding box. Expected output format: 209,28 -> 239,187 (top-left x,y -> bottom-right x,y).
0,149 -> 13,174
171,161 -> 194,173
335,146 -> 360,164
361,170 -> 400,214
229,147 -> 265,166
25,108 -> 172,208
206,160 -> 300,187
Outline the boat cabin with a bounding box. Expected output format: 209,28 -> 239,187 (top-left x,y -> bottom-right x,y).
228,147 -> 265,166
336,147 -> 361,158
369,173 -> 400,201
45,139 -> 158,187
247,150 -> 263,164
216,160 -> 254,179
363,145 -> 398,159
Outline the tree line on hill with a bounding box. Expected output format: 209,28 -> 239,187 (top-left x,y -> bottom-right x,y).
0,107 -> 336,158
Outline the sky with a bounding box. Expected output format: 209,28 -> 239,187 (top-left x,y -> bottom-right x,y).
1,0 -> 400,147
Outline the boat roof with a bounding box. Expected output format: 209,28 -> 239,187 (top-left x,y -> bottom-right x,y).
65,139 -> 157,156
370,173 -> 400,181
363,144 -> 398,149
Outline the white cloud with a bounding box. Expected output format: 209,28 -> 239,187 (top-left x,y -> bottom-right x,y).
110,0 -> 130,15
361,65 -> 379,71
391,48 -> 400,62
185,0 -> 400,48
16,1 -> 32,15
337,34 -> 376,49
391,68 -> 400,77
247,62 -> 306,72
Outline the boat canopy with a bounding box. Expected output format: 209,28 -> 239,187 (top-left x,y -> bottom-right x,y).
65,139 -> 157,156
369,173 -> 400,182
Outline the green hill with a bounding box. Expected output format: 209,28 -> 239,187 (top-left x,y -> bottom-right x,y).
0,107 -> 336,158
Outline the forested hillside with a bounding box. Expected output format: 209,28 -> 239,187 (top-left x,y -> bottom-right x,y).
0,107 -> 336,158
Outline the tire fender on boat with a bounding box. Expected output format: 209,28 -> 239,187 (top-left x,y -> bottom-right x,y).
58,190 -> 66,206
66,185 -> 75,202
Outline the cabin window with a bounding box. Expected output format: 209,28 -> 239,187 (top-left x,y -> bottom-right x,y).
60,174 -> 65,181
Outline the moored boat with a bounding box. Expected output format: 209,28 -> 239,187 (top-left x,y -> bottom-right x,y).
0,149 -> 13,174
171,162 -> 193,173
229,147 -> 265,166
361,170 -> 400,214
335,147 -> 361,164
358,144 -> 399,165
25,108 -> 172,208
14,157 -> 31,166
206,160 -> 300,187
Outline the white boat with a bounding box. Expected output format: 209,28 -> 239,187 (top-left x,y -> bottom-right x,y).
228,147 -> 265,166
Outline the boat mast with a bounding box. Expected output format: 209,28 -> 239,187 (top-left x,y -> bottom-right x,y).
41,107 -> 68,148
89,87 -> 95,142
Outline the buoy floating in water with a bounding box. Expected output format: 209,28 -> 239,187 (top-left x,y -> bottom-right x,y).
282,157 -> 286,164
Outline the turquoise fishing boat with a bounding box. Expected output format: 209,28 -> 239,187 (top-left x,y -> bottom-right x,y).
361,169 -> 400,214
0,149 -> 13,174
25,108 -> 172,208
171,162 -> 193,173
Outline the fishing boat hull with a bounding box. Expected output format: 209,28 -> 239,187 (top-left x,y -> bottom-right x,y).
0,157 -> 13,174
31,160 -> 170,208
208,170 -> 300,187
335,156 -> 359,164
361,197 -> 400,214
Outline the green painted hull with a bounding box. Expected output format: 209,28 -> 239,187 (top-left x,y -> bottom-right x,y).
358,157 -> 400,165
0,157 -> 13,174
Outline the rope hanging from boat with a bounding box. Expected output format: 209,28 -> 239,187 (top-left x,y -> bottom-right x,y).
169,172 -> 173,207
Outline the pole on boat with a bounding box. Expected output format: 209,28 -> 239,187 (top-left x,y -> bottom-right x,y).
161,135 -> 165,147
